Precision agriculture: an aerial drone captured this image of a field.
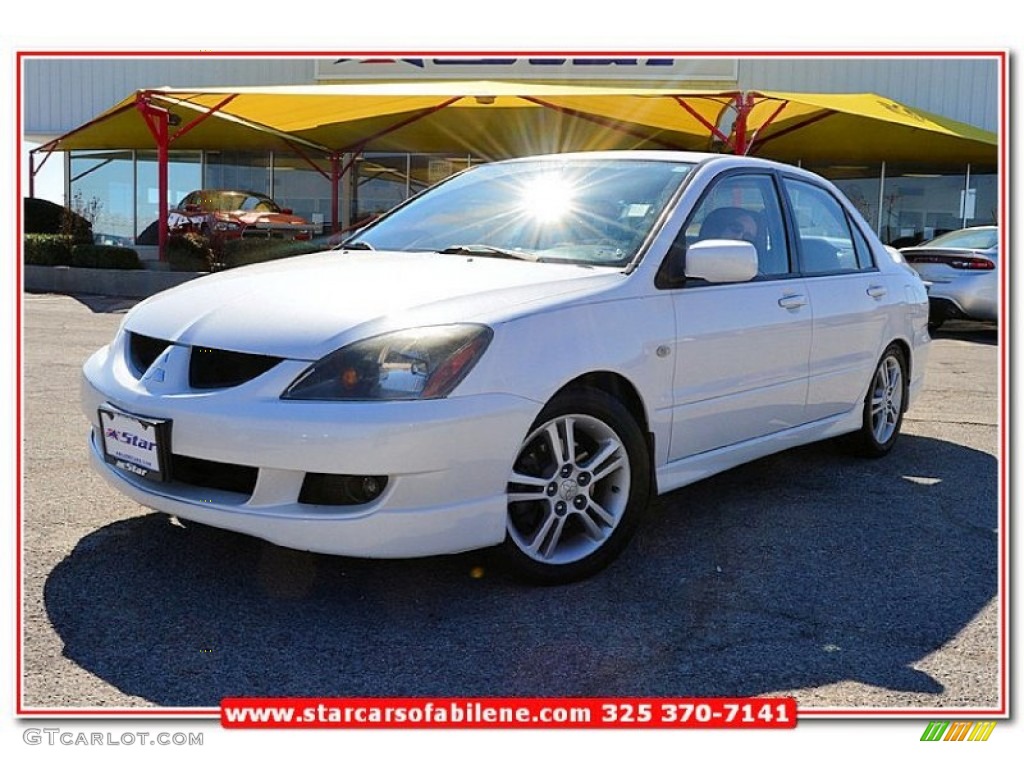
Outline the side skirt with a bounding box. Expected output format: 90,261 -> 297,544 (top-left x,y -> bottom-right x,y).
655,406 -> 863,496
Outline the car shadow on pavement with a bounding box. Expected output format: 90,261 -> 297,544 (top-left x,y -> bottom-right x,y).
42,434 -> 998,708
930,321 -> 998,345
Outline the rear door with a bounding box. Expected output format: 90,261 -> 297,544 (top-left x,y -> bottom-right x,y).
780,176 -> 889,421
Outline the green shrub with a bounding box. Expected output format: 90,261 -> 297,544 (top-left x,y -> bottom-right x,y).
70,245 -> 142,270
24,234 -> 74,266
166,233 -> 215,272
23,197 -> 93,244
219,237 -> 330,270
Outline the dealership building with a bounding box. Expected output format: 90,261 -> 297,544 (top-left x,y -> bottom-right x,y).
22,56 -> 1001,252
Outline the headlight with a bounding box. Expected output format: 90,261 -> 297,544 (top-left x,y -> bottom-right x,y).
214,220 -> 242,232
282,325 -> 493,401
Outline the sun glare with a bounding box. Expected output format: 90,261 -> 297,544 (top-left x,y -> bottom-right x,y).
518,175 -> 576,222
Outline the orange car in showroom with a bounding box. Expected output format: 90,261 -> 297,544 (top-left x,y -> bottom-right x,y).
169,190 -> 316,245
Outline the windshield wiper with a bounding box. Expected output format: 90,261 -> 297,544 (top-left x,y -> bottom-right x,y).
340,240 -> 375,250
438,244 -> 540,262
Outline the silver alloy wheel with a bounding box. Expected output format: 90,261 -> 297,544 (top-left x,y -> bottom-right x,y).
870,354 -> 904,444
506,413 -> 631,565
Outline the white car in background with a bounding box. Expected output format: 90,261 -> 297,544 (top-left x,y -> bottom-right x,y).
82,151 -> 930,584
900,225 -> 999,330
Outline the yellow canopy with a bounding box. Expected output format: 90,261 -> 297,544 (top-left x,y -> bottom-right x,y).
746,90 -> 998,165
44,82 -> 729,157
39,82 -> 997,167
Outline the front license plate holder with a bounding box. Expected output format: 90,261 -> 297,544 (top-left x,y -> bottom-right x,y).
98,406 -> 172,483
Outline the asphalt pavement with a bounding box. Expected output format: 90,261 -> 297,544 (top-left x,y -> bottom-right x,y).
19,293 -> 1001,711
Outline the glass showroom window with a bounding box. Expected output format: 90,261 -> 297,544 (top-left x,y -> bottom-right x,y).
272,152 -> 332,236
810,162 -> 999,245
204,151 -> 271,197
352,153 -> 477,225
965,169 -> 998,228
880,166 -> 970,248
69,150 -> 134,245
410,154 -> 475,189
876,165 -> 995,249
354,153 -> 412,225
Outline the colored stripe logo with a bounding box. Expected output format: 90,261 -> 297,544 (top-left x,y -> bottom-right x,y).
921,721 -> 997,741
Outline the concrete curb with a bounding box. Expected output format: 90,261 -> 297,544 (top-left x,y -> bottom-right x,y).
24,265 -> 208,299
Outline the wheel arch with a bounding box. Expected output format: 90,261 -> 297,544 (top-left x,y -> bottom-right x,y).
887,337 -> 913,411
549,370 -> 656,464
553,370 -> 648,424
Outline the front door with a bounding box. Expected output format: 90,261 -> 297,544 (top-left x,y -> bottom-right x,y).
663,172 -> 812,461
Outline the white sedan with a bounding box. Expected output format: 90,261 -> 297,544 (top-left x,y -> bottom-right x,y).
82,151 -> 931,583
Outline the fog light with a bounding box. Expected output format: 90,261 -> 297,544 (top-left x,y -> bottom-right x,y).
299,473 -> 388,506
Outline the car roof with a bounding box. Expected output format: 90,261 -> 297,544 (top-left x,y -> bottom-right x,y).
489,149 -> 818,177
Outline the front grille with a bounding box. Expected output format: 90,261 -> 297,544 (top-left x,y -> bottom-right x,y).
189,347 -> 283,389
171,454 -> 258,496
128,332 -> 170,375
242,230 -> 290,239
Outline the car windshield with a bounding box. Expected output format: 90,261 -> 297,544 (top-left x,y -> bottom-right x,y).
183,191 -> 281,213
346,158 -> 696,267
922,228 -> 998,250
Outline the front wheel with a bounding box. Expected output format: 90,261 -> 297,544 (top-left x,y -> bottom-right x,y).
843,344 -> 908,458
503,389 -> 651,584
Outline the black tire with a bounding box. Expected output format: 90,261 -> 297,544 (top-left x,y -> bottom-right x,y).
502,388 -> 651,584
927,301 -> 947,333
843,344 -> 908,458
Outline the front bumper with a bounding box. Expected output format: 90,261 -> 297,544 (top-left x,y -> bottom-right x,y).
240,224 -> 315,240
82,340 -> 540,558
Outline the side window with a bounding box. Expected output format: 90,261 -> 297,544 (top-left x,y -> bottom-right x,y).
848,215 -> 877,269
677,173 -> 791,279
782,178 -> 869,275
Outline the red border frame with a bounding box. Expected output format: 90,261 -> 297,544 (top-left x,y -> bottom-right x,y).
14,49 -> 1010,719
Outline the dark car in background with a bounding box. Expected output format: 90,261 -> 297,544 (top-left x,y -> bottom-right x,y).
900,226 -> 999,330
169,190 -> 315,245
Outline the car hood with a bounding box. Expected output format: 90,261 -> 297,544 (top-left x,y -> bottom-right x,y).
124,250 -> 625,360
226,211 -> 308,226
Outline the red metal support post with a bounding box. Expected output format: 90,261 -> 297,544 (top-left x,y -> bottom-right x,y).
732,93 -> 756,155
671,95 -> 735,148
328,150 -> 369,234
135,94 -> 171,262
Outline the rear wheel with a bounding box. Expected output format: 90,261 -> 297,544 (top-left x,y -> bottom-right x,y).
843,344 -> 908,458
503,389 -> 650,584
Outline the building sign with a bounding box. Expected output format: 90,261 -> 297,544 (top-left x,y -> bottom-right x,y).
315,57 -> 738,82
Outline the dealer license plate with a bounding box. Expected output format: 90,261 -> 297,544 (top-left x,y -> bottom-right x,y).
98,407 -> 172,482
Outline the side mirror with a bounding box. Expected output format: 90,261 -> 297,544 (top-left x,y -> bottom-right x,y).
183,204 -> 202,215
685,239 -> 759,283
280,207 -> 293,215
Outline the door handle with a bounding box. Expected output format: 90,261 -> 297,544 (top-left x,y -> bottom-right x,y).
867,285 -> 888,299
778,294 -> 808,310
